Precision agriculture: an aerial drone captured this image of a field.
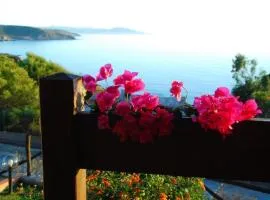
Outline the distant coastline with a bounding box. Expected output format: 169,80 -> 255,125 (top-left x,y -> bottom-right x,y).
46,26 -> 144,35
0,25 -> 78,41
0,25 -> 144,41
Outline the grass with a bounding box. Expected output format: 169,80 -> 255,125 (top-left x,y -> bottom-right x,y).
0,184 -> 43,200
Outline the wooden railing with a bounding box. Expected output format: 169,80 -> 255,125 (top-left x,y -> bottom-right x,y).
40,73 -> 270,200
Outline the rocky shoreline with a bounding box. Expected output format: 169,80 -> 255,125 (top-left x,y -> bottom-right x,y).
0,25 -> 78,41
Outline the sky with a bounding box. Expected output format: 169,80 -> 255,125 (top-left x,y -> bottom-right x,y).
1,0 -> 270,53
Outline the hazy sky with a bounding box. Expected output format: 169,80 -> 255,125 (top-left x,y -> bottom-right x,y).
1,0 -> 270,53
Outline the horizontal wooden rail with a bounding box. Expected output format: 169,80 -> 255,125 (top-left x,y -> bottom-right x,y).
74,113 -> 270,181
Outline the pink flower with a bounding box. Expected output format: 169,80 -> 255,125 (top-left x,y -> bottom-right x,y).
155,108 -> 174,136
82,75 -> 95,84
193,87 -> 261,135
82,75 -> 97,93
106,85 -> 120,99
99,64 -> 113,80
96,73 -> 104,81
115,101 -> 131,116
113,120 -> 128,142
193,94 -> 242,135
131,93 -> 159,111
214,87 -> 230,97
139,111 -> 156,128
170,81 -> 183,101
96,91 -> 117,112
238,99 -> 262,121
138,111 -> 157,143
98,114 -> 110,130
113,114 -> 138,142
113,70 -> 138,85
124,79 -> 145,94
122,70 -> 138,81
85,81 -> 97,93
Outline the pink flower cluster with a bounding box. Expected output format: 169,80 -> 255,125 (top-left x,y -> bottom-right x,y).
82,64 -> 113,93
84,64 -> 262,141
85,64 -> 174,143
112,101 -> 174,143
170,81 -> 183,101
193,87 -> 261,135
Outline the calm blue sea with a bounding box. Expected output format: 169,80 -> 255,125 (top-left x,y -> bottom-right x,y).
1,34 -> 270,102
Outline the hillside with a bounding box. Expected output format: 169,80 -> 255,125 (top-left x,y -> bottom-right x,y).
47,26 -> 144,34
0,25 -> 78,41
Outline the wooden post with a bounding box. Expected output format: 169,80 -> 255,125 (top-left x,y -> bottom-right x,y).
26,133 -> 32,176
0,109 -> 6,132
40,73 -> 86,200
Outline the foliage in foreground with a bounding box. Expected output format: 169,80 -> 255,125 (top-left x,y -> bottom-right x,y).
87,170 -> 206,200
0,184 -> 43,200
0,172 -> 205,200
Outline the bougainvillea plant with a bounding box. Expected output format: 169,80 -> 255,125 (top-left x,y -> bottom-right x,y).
193,87 -> 261,135
83,64 -> 261,143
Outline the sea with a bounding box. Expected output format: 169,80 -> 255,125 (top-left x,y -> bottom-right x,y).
1,34 -> 270,103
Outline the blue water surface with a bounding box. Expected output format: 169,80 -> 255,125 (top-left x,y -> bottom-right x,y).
1,34 -> 270,102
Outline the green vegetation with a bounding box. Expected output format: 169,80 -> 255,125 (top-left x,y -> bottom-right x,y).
0,184 -> 43,200
0,172 -> 205,200
0,25 -> 77,41
21,53 -> 68,82
87,170 -> 206,200
0,53 -> 67,133
231,54 -> 270,117
0,55 -> 38,109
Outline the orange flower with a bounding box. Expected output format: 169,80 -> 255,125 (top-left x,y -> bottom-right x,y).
159,193 -> 168,200
171,177 -> 177,185
176,197 -> 182,200
127,173 -> 141,186
97,189 -> 103,195
131,173 -> 140,183
102,178 -> 111,187
86,170 -> 101,182
134,187 -> 140,194
86,175 -> 97,182
127,179 -> 133,186
198,180 -> 206,191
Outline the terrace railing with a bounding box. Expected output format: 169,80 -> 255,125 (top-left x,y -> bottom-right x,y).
40,73 -> 270,200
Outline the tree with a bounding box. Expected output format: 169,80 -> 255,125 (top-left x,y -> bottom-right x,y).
0,55 -> 38,131
21,52 -> 68,82
1,53 -> 69,132
231,54 -> 270,117
0,55 -> 38,108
